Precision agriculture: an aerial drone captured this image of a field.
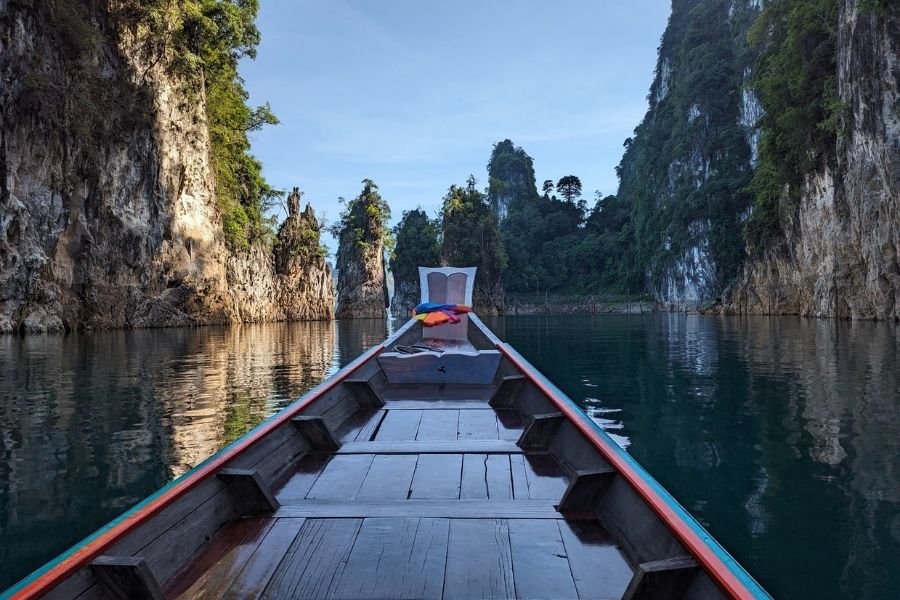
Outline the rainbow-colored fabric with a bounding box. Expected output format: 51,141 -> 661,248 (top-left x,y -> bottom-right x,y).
411,302 -> 472,327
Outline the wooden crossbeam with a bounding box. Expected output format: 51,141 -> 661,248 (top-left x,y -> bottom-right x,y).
292,415 -> 341,452
344,379 -> 384,408
336,440 -> 522,455
90,556 -> 163,600
488,375 -> 525,409
557,466 -> 616,513
622,555 -> 700,599
273,499 -> 593,520
518,412 -> 565,450
217,468 -> 280,515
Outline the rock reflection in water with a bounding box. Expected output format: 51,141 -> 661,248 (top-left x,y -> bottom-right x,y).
0,320 -> 341,589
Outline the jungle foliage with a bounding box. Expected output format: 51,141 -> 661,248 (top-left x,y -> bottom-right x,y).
333,179 -> 392,255
390,209 -> 441,289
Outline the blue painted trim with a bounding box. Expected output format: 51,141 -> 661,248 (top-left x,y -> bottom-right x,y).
501,343 -> 771,599
2,346 -> 381,598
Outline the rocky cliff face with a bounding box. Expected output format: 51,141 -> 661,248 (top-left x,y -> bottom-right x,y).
487,139 -> 538,219
618,0 -> 760,310
334,180 -> 389,319
727,0 -> 899,319
0,3 -> 333,332
227,195 -> 334,322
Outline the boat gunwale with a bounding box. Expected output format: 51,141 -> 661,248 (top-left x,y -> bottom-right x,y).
4,336 -> 396,600
491,335 -> 771,600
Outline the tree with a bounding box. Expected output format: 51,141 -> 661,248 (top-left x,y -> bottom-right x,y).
391,209 -> 441,287
542,179 -> 554,195
556,175 -> 582,203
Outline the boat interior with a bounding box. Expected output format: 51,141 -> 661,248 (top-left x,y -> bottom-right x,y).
26,268 -> 738,600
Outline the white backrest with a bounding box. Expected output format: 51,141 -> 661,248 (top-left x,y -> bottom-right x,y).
418,266 -> 476,340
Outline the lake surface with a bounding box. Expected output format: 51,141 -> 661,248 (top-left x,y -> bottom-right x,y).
1,315 -> 898,598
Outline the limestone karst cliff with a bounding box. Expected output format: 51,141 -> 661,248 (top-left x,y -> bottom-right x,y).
725,0 -> 899,319
334,180 -> 390,319
0,2 -> 333,332
389,208 -> 440,317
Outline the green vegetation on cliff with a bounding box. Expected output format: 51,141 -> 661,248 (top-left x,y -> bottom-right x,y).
332,179 -> 392,252
745,0 -> 840,250
391,209 -> 441,289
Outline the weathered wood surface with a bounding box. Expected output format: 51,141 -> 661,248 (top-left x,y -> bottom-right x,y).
559,519 -> 634,600
377,350 -> 502,385
89,556 -> 163,600
272,500 -> 581,519
443,519 -> 515,599
508,519 -> 579,599
221,518 -> 306,600
409,454 -> 463,499
337,440 -> 521,455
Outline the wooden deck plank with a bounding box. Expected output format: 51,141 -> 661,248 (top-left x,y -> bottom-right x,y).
460,454 -> 489,499
356,454 -> 417,499
508,519 -> 578,599
167,518 -> 274,599
443,519 -> 515,599
336,440 -> 521,454
274,454 -> 330,502
305,454 -> 374,499
222,518 -> 306,600
375,409 -> 423,441
352,409 -> 385,442
558,520 -> 634,600
486,454 -> 514,500
271,499 -> 578,519
509,454 -> 530,499
409,454 -> 463,499
331,518 -> 450,599
522,454 -> 570,500
260,518 -> 362,599
416,409 -> 460,441
457,409 -> 499,440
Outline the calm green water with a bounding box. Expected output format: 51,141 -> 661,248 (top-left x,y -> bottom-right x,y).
1,315 -> 898,598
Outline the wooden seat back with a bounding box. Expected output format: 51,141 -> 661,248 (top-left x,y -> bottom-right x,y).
418,267 -> 476,340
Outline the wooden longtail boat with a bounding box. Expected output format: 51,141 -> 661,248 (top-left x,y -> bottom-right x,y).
5,268 -> 770,600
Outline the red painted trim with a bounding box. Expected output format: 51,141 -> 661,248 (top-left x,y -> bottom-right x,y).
12,344 -> 384,600
497,342 -> 756,600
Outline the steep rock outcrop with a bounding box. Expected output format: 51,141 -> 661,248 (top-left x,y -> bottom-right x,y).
617,0 -> 760,310
334,180 -> 389,318
0,1 -> 235,332
487,139 -> 538,219
227,193 -> 334,322
727,1 -> 899,319
0,3 -> 334,332
389,208 -> 440,317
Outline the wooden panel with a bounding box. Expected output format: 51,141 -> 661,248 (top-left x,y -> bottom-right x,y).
90,556 -> 163,600
356,454 -> 417,499
559,519 -> 634,600
496,409 -> 525,441
508,519 -> 578,599
549,420 -> 615,474
218,469 -> 280,515
292,416 -> 341,452
167,518 -> 274,599
457,409 -> 499,440
521,454 -> 570,500
415,409 -> 460,441
489,375 -> 525,409
597,476 -> 688,565
337,440 -> 520,454
272,499 -> 578,519
222,518 -> 306,600
305,454 -> 374,499
384,399 -> 491,410
374,409 -> 422,441
409,454 -> 463,499
377,350 -> 502,385
142,488 -> 236,584
317,391 -> 362,434
558,467 -> 616,513
379,385 -> 495,402
245,432 -> 311,490
331,518 -> 449,599
274,454 -> 330,502
623,555 -> 700,600
485,454 -> 514,500
260,518 -> 362,599
518,412 -> 564,450
443,519 -> 515,599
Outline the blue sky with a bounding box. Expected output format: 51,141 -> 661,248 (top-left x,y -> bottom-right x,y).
240,0 -> 671,253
